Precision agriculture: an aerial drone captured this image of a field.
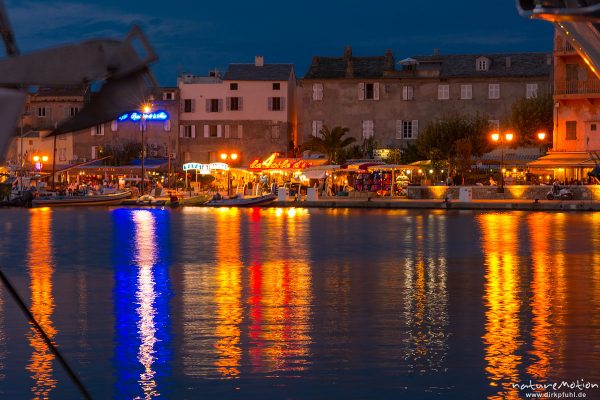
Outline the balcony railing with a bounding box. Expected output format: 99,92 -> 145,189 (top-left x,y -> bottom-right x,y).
555,41 -> 576,53
555,79 -> 600,95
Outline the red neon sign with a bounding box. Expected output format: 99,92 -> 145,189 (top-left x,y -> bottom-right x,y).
249,154 -> 312,170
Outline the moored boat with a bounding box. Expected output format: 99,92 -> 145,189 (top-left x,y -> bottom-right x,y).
204,193 -> 276,207
32,190 -> 132,207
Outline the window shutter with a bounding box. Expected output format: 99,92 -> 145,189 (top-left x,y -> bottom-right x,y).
191,125 -> 196,138
204,125 -> 209,138
205,99 -> 210,112
373,83 -> 380,100
396,120 -> 402,139
180,100 -> 186,113
412,120 -> 419,137
111,120 -> 118,132
179,125 -> 184,138
312,121 -> 317,136
100,124 -> 105,136
224,125 -> 230,138
217,125 -> 222,138
191,99 -> 196,112
226,97 -> 231,111
313,84 -> 318,100
64,107 -> 70,117
239,97 -> 243,111
164,120 -> 171,132
218,99 -> 223,112
281,97 -> 286,111
268,97 -> 273,111
91,126 -> 95,136
358,83 -> 365,100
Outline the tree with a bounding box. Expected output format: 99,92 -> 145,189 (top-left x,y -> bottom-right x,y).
416,114 -> 491,173
399,142 -> 425,164
511,94 -> 553,146
303,125 -> 356,164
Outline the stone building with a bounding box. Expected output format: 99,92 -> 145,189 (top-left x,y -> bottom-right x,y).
71,87 -> 179,165
529,29 -> 600,181
177,57 -> 296,166
4,86 -> 86,170
300,47 -> 552,151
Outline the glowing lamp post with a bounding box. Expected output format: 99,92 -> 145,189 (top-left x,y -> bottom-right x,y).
140,103 -> 152,195
537,131 -> 546,141
33,155 -> 49,172
219,152 -> 239,196
491,131 -> 514,193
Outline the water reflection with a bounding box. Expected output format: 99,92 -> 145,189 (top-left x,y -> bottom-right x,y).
214,208 -> 243,378
400,214 -> 448,373
27,208 -> 57,398
479,213 -> 522,400
113,209 -> 172,399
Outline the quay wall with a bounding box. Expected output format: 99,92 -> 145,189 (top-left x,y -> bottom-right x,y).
407,185 -> 600,201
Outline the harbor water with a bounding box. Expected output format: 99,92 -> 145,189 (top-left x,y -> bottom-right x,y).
0,207 -> 599,399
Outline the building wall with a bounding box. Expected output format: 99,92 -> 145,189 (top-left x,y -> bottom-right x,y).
72,88 -> 179,163
178,74 -> 295,165
301,76 -> 550,148
553,30 -> 600,152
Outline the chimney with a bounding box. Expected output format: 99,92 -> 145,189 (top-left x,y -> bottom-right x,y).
547,53 -> 552,65
433,48 -> 440,56
384,49 -> 395,71
505,56 -> 512,68
343,46 -> 353,60
255,56 -> 264,67
345,59 -> 354,78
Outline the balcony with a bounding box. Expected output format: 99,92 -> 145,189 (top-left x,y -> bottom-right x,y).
555,41 -> 577,55
555,79 -> 600,97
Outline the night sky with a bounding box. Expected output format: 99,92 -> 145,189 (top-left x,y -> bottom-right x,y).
4,0 -> 554,86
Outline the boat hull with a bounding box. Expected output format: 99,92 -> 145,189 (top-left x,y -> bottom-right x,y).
204,194 -> 276,207
32,191 -> 132,207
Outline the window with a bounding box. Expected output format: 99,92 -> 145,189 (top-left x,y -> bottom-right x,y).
312,120 -> 323,137
268,97 -> 285,111
203,125 -> 222,138
91,124 -> 104,136
566,121 -> 577,140
230,83 -> 238,90
362,120 -> 374,138
180,125 -> 195,139
396,120 -> 419,139
37,107 -> 47,117
206,98 -> 222,113
402,86 -> 414,101
59,148 -> 66,162
358,82 -> 380,100
489,120 -> 500,132
526,83 -> 538,99
476,57 -> 489,71
438,85 -> 449,100
460,84 -> 472,100
162,92 -> 174,100
592,123 -> 597,132
111,120 -> 118,132
210,125 -> 218,137
183,99 -> 194,113
67,107 -> 79,117
226,125 -> 243,139
488,84 -> 500,99
91,146 -> 99,160
227,97 -> 242,111
313,83 -> 323,101
271,125 -> 281,139
273,83 -> 280,90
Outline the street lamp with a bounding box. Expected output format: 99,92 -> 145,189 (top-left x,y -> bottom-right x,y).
219,151 -> 239,196
140,103 -> 152,195
490,131 -> 514,193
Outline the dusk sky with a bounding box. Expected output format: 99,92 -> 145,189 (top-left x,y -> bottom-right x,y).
4,0 -> 554,86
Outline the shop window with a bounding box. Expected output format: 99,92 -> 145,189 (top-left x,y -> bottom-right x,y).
566,121 -> 577,140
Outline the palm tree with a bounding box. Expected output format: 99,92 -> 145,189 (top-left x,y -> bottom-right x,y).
303,125 -> 356,164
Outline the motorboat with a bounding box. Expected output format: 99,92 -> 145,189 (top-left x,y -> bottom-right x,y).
204,193 -> 276,207
32,190 -> 132,207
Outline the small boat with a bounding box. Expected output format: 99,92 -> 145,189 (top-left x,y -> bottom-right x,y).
204,193 -> 277,207
32,190 -> 132,207
135,195 -> 166,206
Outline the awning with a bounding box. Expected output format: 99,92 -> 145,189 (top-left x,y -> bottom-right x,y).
302,170 -> 326,179
527,152 -> 597,168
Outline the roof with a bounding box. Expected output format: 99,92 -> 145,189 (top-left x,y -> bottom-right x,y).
223,64 -> 294,81
414,52 -> 552,78
31,86 -> 87,98
304,51 -> 551,79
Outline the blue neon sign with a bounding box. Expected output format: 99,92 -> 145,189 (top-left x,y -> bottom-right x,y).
118,111 -> 169,122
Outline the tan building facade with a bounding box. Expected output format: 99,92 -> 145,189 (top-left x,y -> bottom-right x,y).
177,57 -> 297,167
300,47 -> 552,150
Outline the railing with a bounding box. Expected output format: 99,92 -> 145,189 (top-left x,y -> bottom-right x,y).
555,41 -> 576,53
555,79 -> 600,95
